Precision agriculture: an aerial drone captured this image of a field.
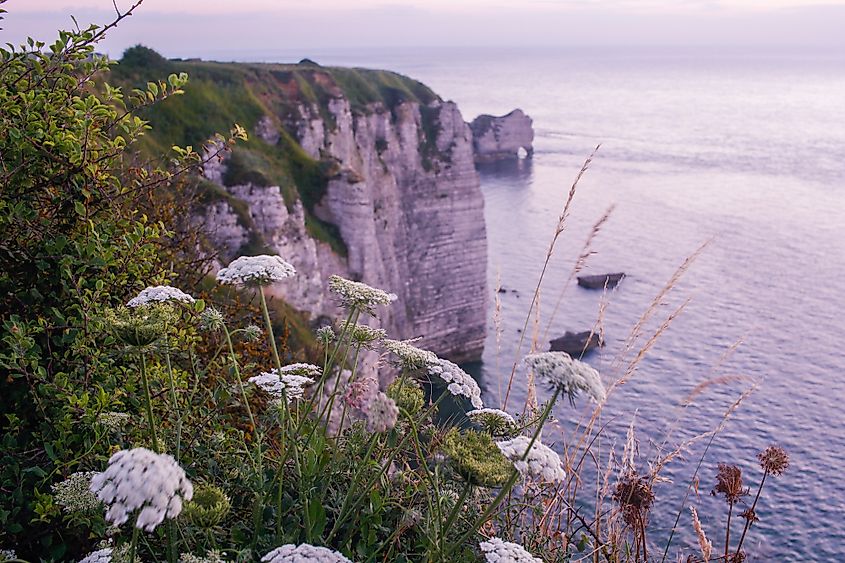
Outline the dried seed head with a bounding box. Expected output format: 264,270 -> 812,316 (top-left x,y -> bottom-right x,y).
758,446 -> 789,476
712,463 -> 747,504
613,472 -> 655,526
740,507 -> 759,524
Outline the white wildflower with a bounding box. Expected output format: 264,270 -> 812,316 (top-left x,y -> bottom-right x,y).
328,275 -> 396,313
348,324 -> 387,348
365,392 -> 399,433
428,358 -> 484,409
278,363 -> 322,378
179,551 -> 226,563
315,325 -> 336,344
96,411 -> 131,432
383,339 -> 438,370
90,447 -> 193,532
242,324 -> 263,341
52,471 -> 101,513
523,351 -> 606,403
0,550 -> 17,562
249,369 -> 315,402
216,255 -> 296,286
127,285 -> 195,308
496,435 -> 566,483
79,548 -> 112,563
261,544 -> 352,563
479,537 -> 543,563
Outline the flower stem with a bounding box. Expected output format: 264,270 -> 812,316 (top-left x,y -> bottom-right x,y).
725,501 -> 734,562
259,286 -> 283,373
139,352 -> 160,453
736,471 -> 768,555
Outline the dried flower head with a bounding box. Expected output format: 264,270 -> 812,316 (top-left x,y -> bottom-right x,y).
523,352 -> 606,403
79,548 -> 112,563
387,377 -> 425,415
96,412 -> 131,432
181,484 -> 231,529
613,472 -> 655,526
127,285 -> 195,308
740,507 -> 759,524
348,323 -> 387,348
242,324 -> 263,342
466,408 -> 516,436
712,463 -> 747,504
342,377 -> 377,410
496,435 -> 566,483
383,339 -> 438,370
690,506 -> 713,562
261,544 -> 352,563
198,307 -> 225,332
479,537 -> 543,563
365,392 -> 399,433
90,447 -> 193,531
52,471 -> 101,514
328,274 -> 397,314
216,255 -> 296,286
758,446 -> 789,476
249,368 -> 316,402
442,429 -> 514,487
315,325 -> 336,344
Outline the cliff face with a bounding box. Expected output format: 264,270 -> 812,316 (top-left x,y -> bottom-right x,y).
470,109 -> 534,162
179,62 -> 487,362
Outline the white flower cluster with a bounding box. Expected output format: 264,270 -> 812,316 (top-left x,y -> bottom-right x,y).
278,363 -> 323,378
179,551 -> 226,563
216,255 -> 296,286
198,307 -> 225,332
428,358 -> 484,409
383,339 -> 438,370
479,537 -> 543,563
90,447 -> 194,531
126,285 -> 196,308
365,392 -> 399,433
495,436 -> 566,483
328,275 -> 397,313
523,352 -> 606,403
0,549 -> 17,562
261,544 -> 353,563
97,411 -> 131,432
79,548 -> 112,563
315,325 -> 336,344
249,369 -> 315,402
52,471 -> 101,513
348,324 -> 387,348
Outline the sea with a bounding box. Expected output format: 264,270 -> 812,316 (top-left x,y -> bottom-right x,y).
238,46 -> 845,561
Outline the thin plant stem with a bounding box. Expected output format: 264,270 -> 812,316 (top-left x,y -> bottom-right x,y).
736,471 -> 768,555
259,286 -> 283,373
138,351 -> 160,453
725,502 -> 733,562
128,521 -> 140,562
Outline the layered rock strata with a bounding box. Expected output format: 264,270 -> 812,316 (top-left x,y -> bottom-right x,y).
469,109 -> 534,162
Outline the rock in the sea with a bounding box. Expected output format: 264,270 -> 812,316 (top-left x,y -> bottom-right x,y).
469,109 -> 534,163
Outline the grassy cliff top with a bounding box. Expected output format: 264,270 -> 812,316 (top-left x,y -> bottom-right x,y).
111,46 -> 440,151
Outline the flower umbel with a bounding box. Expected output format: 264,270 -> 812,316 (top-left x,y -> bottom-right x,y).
442,429 -> 513,487
613,471 -> 655,527
216,255 -> 296,286
365,392 -> 399,433
495,435 -> 566,483
127,285 -> 195,308
427,358 -> 484,410
383,339 -> 438,370
758,446 -> 789,476
90,447 -> 193,531
79,548 -> 112,563
261,544 -> 353,563
249,368 -> 316,402
712,463 -> 747,504
181,484 -> 231,529
198,307 -> 225,332
479,537 -> 543,563
52,471 -> 100,514
96,412 -> 131,432
328,274 -> 397,314
466,408 -> 516,436
523,351 -> 606,403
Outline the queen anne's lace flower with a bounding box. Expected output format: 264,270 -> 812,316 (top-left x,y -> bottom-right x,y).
428,358 -> 484,409
127,285 -> 195,308
278,363 -> 323,378
479,537 -> 543,563
524,351 -> 606,403
90,447 -> 193,531
242,324 -> 263,342
496,435 -> 566,483
52,471 -> 101,513
328,275 -> 397,313
79,548 -> 112,563
216,255 -> 296,286
199,307 -> 225,332
179,551 -> 226,563
315,325 -> 336,344
249,369 -> 315,402
97,412 -> 131,432
261,544 -> 353,563
383,339 -> 438,370
348,324 -> 387,348
365,392 -> 399,433
0,550 -> 17,562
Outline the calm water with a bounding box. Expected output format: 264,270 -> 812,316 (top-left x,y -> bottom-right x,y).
250,47 -> 845,560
